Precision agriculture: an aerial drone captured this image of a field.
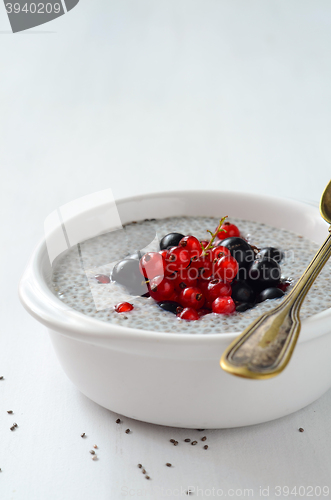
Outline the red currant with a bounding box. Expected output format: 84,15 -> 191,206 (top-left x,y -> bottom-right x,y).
212,296 -> 236,314
149,275 -> 175,301
200,240 -> 209,248
179,235 -> 202,260
214,256 -> 239,283
175,267 -> 199,290
114,302 -> 134,313
217,222 -> 240,240
197,276 -> 211,296
277,279 -> 292,292
167,291 -> 180,302
165,246 -> 191,272
179,286 -> 205,310
95,274 -> 110,284
139,252 -> 165,280
197,308 -> 211,317
190,253 -> 213,279
177,307 -> 200,321
158,249 -> 168,259
206,279 -> 232,302
211,245 -> 231,261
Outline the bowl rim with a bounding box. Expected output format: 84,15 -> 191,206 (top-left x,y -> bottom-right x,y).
19,189 -> 331,346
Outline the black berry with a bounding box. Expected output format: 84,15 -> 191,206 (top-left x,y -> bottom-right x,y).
157,301 -> 183,314
111,259 -> 148,296
257,287 -> 285,302
248,257 -> 281,290
258,247 -> 284,263
231,281 -> 255,303
235,302 -> 255,312
160,233 -> 185,250
219,237 -> 255,276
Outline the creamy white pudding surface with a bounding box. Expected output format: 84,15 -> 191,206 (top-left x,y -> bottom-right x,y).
50,216 -> 331,334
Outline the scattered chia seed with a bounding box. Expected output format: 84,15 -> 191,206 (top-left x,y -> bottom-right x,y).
203,445 -> 209,450
299,427 -> 304,432
93,445 -> 98,449
186,490 -> 193,495
0,376 -> 3,380
191,441 -> 197,446
10,426 -> 15,431
90,450 -> 95,455
201,436 -> 207,441
125,429 -> 130,434
166,463 -> 172,467
196,429 -> 205,431
174,441 -> 178,446
145,476 -> 150,480
13,423 -> 18,428
138,464 -> 142,469
116,419 -> 121,424
7,411 -> 13,414
81,433 -> 85,438
92,455 -> 98,461
170,439 -> 175,443
184,439 -> 191,442
142,469 -> 146,474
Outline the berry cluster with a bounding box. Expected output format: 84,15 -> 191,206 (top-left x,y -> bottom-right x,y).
111,218 -> 289,320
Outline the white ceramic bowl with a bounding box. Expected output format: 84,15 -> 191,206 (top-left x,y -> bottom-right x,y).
19,191 -> 331,429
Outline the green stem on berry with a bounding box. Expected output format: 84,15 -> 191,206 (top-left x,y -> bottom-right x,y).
200,216 -> 228,256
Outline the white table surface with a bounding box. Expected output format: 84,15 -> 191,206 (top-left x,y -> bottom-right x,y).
1,1 -> 331,499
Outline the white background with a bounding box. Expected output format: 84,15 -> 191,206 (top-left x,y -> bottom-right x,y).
1,1 -> 331,499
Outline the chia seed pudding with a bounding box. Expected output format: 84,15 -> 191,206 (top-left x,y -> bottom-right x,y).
49,216 -> 331,334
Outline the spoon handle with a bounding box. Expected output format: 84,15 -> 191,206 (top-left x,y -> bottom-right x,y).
220,230 -> 331,379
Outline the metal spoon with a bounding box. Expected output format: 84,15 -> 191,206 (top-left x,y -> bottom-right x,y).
220,180 -> 331,379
